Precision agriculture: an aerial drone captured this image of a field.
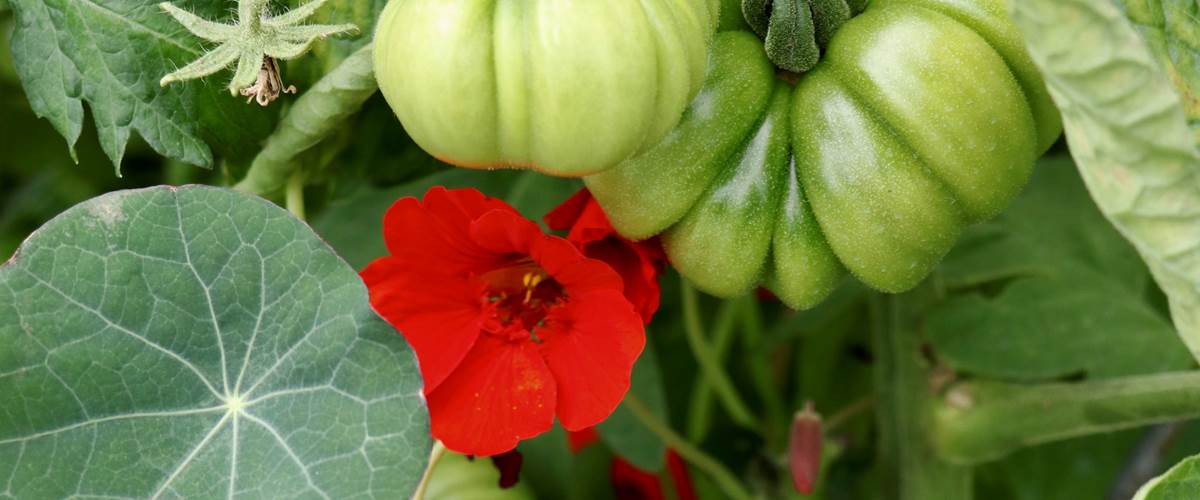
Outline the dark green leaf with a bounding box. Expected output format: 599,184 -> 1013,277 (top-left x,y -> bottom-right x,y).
929,159 -> 1191,381
8,0 -> 276,171
977,430 -> 1141,500
597,338 -> 668,472
0,185 -> 430,498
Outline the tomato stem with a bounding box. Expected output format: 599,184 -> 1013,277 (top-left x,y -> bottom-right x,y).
870,292 -> 973,499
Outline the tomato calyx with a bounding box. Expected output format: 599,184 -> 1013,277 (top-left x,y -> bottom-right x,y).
741,0 -> 868,73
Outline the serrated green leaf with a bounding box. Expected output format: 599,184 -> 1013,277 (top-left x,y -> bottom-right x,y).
929,160 -> 1192,381
8,0 -> 275,172
0,185 -> 430,498
1134,453 -> 1200,500
1011,0 -> 1200,363
597,338 -> 668,472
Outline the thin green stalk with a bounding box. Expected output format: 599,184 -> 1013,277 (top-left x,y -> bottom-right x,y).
411,440 -> 447,500
285,172 -> 306,220
871,293 -> 972,499
624,394 -> 753,500
933,371 -> 1200,465
681,281 -> 758,430
686,300 -> 741,442
738,295 -> 788,447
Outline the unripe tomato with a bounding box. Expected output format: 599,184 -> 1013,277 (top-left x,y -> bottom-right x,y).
374,0 -> 720,176
422,452 -> 534,500
586,0 -> 1061,308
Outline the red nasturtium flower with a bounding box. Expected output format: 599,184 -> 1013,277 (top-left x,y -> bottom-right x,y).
361,187 -> 645,456
544,189 -> 667,324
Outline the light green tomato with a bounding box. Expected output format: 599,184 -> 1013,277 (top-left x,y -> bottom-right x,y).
423,452 -> 534,500
374,0 -> 719,176
587,0 -> 1062,308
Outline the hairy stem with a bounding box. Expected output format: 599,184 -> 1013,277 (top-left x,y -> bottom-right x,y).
933,371 -> 1200,465
681,281 -> 759,430
235,44 -> 377,195
625,394 -> 753,500
872,293 -> 972,499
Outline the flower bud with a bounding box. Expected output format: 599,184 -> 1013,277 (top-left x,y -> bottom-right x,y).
788,402 -> 823,494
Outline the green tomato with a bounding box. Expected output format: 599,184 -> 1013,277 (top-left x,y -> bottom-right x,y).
422,452 -> 534,500
374,0 -> 719,177
586,0 -> 1062,308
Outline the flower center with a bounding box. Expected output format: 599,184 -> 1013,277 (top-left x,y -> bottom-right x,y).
479,259 -> 566,341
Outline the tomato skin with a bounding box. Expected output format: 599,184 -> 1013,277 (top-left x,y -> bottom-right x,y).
587,0 -> 1061,307
374,0 -> 717,177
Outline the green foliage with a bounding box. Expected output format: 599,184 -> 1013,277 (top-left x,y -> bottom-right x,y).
1012,0 -> 1200,363
1120,0 -> 1200,141
1134,453 -> 1200,499
929,158 -> 1192,381
7,0 -> 276,171
597,339 -> 668,472
0,186 -> 430,498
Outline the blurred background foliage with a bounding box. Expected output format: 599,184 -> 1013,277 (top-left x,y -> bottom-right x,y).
1,4 -> 1197,498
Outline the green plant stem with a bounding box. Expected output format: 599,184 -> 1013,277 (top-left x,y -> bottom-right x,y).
235,44 -> 377,195
411,440 -> 447,500
686,299 -> 741,442
738,295 -> 788,447
933,370 -> 1200,465
624,394 -> 753,500
871,293 -> 972,499
285,172 -> 306,220
681,280 -> 758,430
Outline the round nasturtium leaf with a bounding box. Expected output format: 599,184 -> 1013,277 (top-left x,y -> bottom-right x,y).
0,185 -> 431,499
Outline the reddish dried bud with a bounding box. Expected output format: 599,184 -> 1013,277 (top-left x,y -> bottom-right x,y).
788,402 -> 823,494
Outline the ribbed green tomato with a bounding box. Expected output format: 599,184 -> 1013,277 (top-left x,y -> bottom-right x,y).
374,0 -> 719,176
586,0 -> 1062,308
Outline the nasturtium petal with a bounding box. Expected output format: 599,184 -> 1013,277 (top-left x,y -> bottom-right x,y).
0,185 -> 430,499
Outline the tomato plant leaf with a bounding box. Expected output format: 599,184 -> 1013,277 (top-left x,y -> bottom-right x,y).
1119,0 -> 1200,142
1011,0 -> 1200,363
929,159 -> 1192,381
1133,453 -> 1200,500
0,185 -> 430,498
8,0 -> 275,172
